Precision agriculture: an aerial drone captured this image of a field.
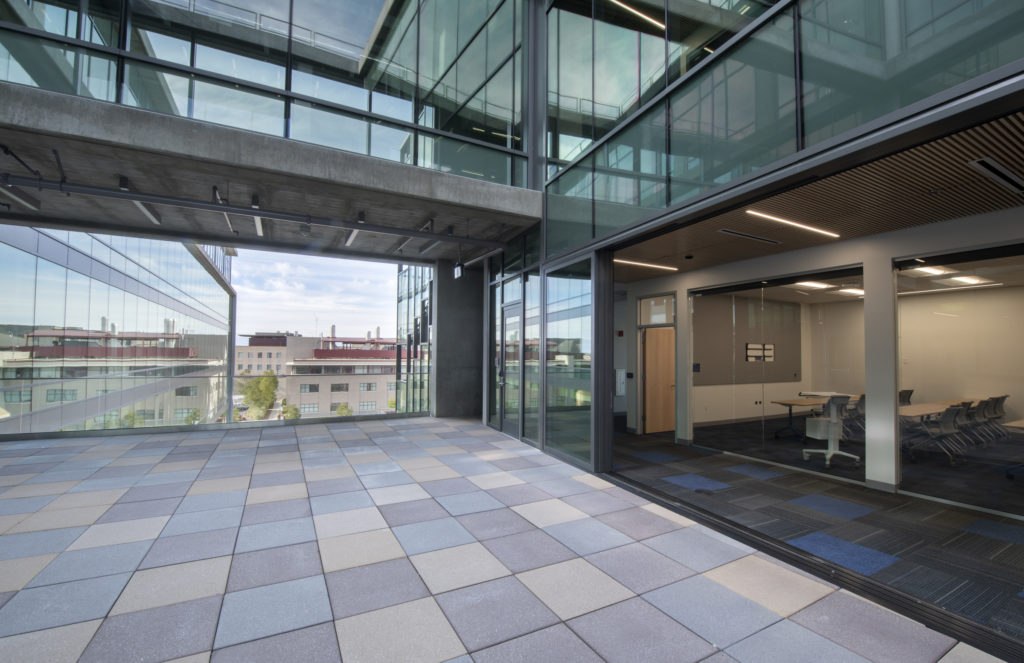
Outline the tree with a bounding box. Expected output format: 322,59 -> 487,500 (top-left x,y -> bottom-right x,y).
186,409 -> 201,425
120,412 -> 137,429
335,403 -> 353,417
239,371 -> 278,420
282,404 -> 300,419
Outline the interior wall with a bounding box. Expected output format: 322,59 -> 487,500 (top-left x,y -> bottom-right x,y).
613,296 -> 627,414
808,299 -> 866,397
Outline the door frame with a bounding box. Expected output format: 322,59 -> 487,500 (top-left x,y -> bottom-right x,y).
499,302 -> 523,439
636,293 -> 677,437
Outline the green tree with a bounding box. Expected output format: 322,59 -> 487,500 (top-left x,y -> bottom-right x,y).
239,371 -> 278,420
335,403 -> 353,417
282,404 -> 300,419
186,409 -> 201,425
120,412 -> 137,429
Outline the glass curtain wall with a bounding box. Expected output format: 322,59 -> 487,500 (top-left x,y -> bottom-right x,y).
0,0 -> 527,186
545,258 -> 592,463
0,226 -> 231,433
545,0 -> 1024,260
897,250 -> 1024,516
691,271 -> 865,481
396,264 -> 433,413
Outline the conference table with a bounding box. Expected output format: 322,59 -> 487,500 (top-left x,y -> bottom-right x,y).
771,397 -> 828,438
898,399 -> 981,421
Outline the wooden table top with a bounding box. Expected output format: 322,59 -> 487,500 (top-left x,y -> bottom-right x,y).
772,397 -> 828,408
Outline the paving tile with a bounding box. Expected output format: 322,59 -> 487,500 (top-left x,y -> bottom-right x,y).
790,590 -> 956,662
359,470 -> 414,488
535,477 -> 595,498
27,541 -> 151,588
0,495 -> 57,515
177,490 -> 247,514
543,517 -> 635,556
245,482 -> 308,505
319,528 -> 405,572
118,482 -> 192,504
562,489 -> 636,516
644,575 -> 781,649
512,498 -> 589,528
43,488 -> 127,510
468,471 -> 525,490
248,469 -> 305,488
111,555 -> 230,614
517,558 -> 633,620
0,572 -> 132,637
314,506 -> 387,538
0,618 -> 102,663
411,542 -> 510,593
568,596 -> 716,663
187,477 -> 250,496
483,529 -> 577,573
0,553 -> 58,592
456,507 -> 533,540
215,575 -> 332,649
2,480 -> 80,498
306,476 -> 363,497
94,497 -> 181,524
585,542 -> 695,593
325,557 -> 429,619
643,527 -> 749,572
304,465 -> 356,483
235,516 -> 316,553
210,622 -> 341,663
5,504 -> 109,533
309,490 -> 372,515
725,619 -> 870,663
471,624 -> 602,663
408,466 -> 463,482
596,506 -> 687,540
487,483 -> 552,506
368,483 -> 431,505
392,517 -> 476,555
379,498 -> 448,526
705,555 -> 834,617
937,642 -> 1004,663
67,516 -> 169,550
227,541 -> 323,592
162,506 -> 243,537
640,503 -> 696,527
79,595 -> 221,663
334,597 -> 466,663
139,527 -> 237,569
240,497 -> 311,526
420,477 -> 478,497
436,575 -> 559,651
436,490 -> 505,516
571,473 -> 615,490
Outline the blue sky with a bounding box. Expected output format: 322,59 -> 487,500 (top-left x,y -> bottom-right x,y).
232,249 -> 399,343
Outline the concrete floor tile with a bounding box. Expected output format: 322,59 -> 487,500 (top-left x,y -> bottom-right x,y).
334,597 -> 466,663
359,470 -> 414,488
0,572 -> 132,637
111,555 -> 231,614
392,517 -> 475,555
118,482 -> 191,504
227,540 -> 322,592
27,541 -> 151,588
468,471 -> 525,490
568,597 -> 716,663
705,555 -> 834,617
304,465 -> 356,482
420,477 -> 478,497
725,619 -> 870,663
487,483 -> 552,506
248,469 -> 305,488
379,498 -> 448,527
456,507 -> 534,540
597,506 -> 687,540
407,465 -> 462,482
0,495 -> 57,515
309,490 -> 372,515
210,622 -> 340,663
235,516 -> 316,553
411,542 -> 510,593
6,504 -> 109,533
0,526 -> 87,560
0,618 -> 101,663
571,474 -> 615,490
163,506 -> 244,537
512,499 -> 589,528
436,575 -> 559,651
517,558 -> 633,620
176,490 -> 247,514
187,477 -> 250,496
561,489 -> 636,516
215,575 -> 332,649
80,595 -> 221,663
586,542 -> 695,594
0,513 -> 27,533
314,506 -> 387,538
436,490 -> 505,516
368,483 -> 431,505
67,516 -> 169,550
326,557 -> 429,619
245,482 -> 308,505
0,553 -> 57,591
1,480 -> 80,498
543,517 -> 634,556
643,527 -> 749,572
937,642 -> 1004,663
483,529 -> 576,573
471,624 -> 602,663
139,527 -> 237,569
241,497 -> 311,525
319,528 -> 405,572
95,497 -> 181,523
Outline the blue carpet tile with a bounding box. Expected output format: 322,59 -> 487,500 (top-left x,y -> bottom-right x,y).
663,474 -> 732,492
788,532 -> 899,576
628,450 -> 681,463
963,519 -> 1024,546
725,464 -> 786,480
789,494 -> 875,520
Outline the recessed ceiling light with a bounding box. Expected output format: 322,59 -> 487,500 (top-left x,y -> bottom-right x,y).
951,275 -> 983,284
839,288 -> 864,296
613,258 -> 678,272
607,0 -> 665,30
912,266 -> 948,276
795,281 -> 831,289
745,210 -> 839,238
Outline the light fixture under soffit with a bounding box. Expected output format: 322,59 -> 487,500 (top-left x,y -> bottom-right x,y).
910,265 -> 950,276
967,157 -> 1024,194
118,176 -> 161,225
839,288 -> 865,296
0,184 -> 41,211
613,258 -> 678,272
899,282 -> 1003,296
745,210 -> 839,239
717,228 -> 781,245
606,0 -> 666,30
792,281 -> 831,289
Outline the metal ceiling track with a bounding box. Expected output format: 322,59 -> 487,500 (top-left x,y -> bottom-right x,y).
0,172 -> 507,250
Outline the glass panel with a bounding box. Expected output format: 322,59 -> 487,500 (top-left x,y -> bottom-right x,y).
547,0 -> 593,163
488,283 -> 501,427
898,252 -> 1024,516
1,0 -> 79,38
503,276 -> 522,304
639,295 -> 675,325
195,43 -> 285,89
502,308 -> 521,434
0,28 -> 116,101
290,101 -> 369,154
666,0 -> 774,85
370,121 -> 414,163
192,78 -> 284,135
84,0 -> 122,47
669,9 -> 797,205
801,0 -> 1024,147
291,60 -> 369,110
545,154 -> 593,258
546,258 -> 592,463
417,134 -> 510,184
523,270 -> 541,442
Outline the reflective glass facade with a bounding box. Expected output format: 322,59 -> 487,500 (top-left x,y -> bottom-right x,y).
0,0 -> 527,185
0,225 -> 231,433
396,263 -> 432,413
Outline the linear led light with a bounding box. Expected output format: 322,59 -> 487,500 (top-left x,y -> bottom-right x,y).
118,176 -> 161,225
912,266 -> 948,276
795,281 -> 831,289
951,275 -> 983,285
251,194 -> 264,237
607,0 -> 666,30
0,184 -> 41,211
745,210 -> 839,238
613,258 -> 678,272
839,288 -> 865,296
345,229 -> 359,247
898,282 -> 1003,296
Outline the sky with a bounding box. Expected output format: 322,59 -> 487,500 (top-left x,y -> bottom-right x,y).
231,249 -> 399,344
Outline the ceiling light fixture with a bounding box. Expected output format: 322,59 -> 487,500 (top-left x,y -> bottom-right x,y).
839,288 -> 865,296
607,0 -> 666,30
613,258 -> 678,272
0,184 -> 41,211
795,281 -> 831,289
912,266 -> 948,276
250,194 -> 263,237
899,282 -> 1003,296
345,229 -> 359,247
951,275 -> 983,284
118,176 -> 161,225
745,210 -> 839,238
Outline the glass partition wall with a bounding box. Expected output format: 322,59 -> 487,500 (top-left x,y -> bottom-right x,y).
897,249 -> 1024,516
691,270 -> 866,481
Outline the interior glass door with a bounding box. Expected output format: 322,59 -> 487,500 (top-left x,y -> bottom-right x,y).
501,304 -> 522,436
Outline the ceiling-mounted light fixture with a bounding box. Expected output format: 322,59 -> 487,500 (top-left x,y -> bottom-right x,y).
0,183 -> 41,211
839,288 -> 865,296
250,194 -> 263,237
912,266 -> 949,276
607,0 -> 665,30
745,209 -> 839,238
613,258 -> 678,272
345,229 -> 359,246
118,176 -> 161,225
794,281 -> 831,289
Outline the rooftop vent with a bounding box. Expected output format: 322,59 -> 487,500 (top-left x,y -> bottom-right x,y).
717,228 -> 781,245
967,157 -> 1024,194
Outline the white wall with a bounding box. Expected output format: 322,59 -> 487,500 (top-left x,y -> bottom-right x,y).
613,297 -> 627,413
808,299 -> 866,397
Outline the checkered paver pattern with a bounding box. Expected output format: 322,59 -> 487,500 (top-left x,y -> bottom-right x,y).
0,418 -> 996,662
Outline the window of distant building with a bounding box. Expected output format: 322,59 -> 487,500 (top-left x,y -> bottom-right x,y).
276,364 -> 282,372
331,383 -> 348,392
359,383 -> 376,392
248,352 -> 253,358
300,403 -> 319,413
175,386 -> 198,397
135,409 -> 156,420
3,389 -> 30,403
173,408 -> 194,421
359,401 -> 375,412
387,382 -> 397,391
45,389 -> 77,402
257,364 -> 262,371
276,352 -> 282,359
247,364 -> 252,370
300,384 -> 319,393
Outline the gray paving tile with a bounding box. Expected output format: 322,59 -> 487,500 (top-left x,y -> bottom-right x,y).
421,477 -> 478,497
235,516 -> 316,553
0,572 -> 132,637
456,507 -> 534,540
117,482 -> 191,503
790,590 -> 956,663
309,490 -> 372,515
360,470 -> 414,488
0,591 -> 13,610
27,541 -> 151,587
544,517 -> 635,555
248,469 -> 305,488
644,575 -> 781,648
326,557 -> 429,619
211,622 -> 341,663
227,541 -> 323,592
483,529 -> 577,573
214,575 -> 333,649
471,624 -> 602,663
352,460 -> 402,475
0,495 -> 57,515
95,497 -> 182,523
568,596 -> 716,663
241,497 -> 312,526
486,483 -> 551,506
585,542 -> 695,593
436,490 -> 505,516
644,527 -> 749,572
379,498 -> 448,526
597,506 -> 686,539
139,527 -> 237,569
135,469 -> 200,486
562,489 -> 636,516
392,517 -> 476,555
306,476 -> 364,497
79,595 -> 221,663
163,505 -> 244,536
0,526 -> 88,560
436,575 -> 559,651
725,619 -> 871,663
535,477 -> 594,497
177,490 -> 247,513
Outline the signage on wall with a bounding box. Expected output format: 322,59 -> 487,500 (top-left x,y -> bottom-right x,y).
745,342 -> 775,362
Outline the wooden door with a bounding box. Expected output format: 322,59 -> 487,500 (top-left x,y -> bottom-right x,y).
643,327 -> 675,434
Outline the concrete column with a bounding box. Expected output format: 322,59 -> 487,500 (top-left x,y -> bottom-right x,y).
431,259 -> 484,417
863,248 -> 899,491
